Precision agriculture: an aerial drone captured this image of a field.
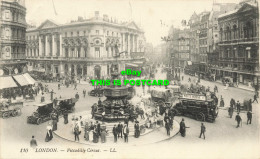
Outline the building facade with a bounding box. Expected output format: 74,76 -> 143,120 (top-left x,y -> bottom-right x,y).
26,11 -> 146,79
0,0 -> 27,76
216,1 -> 259,86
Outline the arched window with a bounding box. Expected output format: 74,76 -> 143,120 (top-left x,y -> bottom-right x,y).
233,25 -> 237,40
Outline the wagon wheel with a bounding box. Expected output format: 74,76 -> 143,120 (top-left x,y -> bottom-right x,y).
11,109 -> 18,117
36,118 -> 42,125
2,112 -> 10,119
196,113 -> 205,121
27,117 -> 31,123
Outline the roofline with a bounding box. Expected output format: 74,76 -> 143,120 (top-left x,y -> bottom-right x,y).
26,20 -> 144,33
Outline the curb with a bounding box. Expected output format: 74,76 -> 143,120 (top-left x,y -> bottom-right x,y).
53,121 -> 180,147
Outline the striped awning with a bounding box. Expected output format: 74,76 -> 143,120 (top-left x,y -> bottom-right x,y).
22,73 -> 36,85
0,76 -> 18,89
13,74 -> 30,86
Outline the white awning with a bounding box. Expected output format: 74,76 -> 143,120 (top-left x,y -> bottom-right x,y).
125,63 -> 139,67
246,47 -> 251,50
22,73 -> 36,85
13,75 -> 30,86
187,61 -> 192,65
0,76 -> 18,89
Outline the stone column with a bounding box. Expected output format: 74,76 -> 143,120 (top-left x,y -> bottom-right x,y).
122,33 -> 125,51
52,34 -> 56,56
74,65 -> 77,76
45,35 -> 49,56
59,34 -> 63,57
39,35 -> 42,56
81,64 -> 84,76
127,33 -> 130,54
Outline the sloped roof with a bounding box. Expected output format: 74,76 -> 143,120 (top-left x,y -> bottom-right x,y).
37,19 -> 59,29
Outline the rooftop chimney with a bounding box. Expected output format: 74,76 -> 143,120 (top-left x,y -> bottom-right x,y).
95,11 -> 99,19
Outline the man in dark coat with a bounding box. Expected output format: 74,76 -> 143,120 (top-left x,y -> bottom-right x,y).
30,136 -> 37,148
134,121 -> 140,138
117,122 -> 123,138
180,118 -> 186,137
123,124 -> 129,143
98,98 -> 102,107
113,125 -> 118,143
199,123 -> 206,139
252,94 -> 258,103
83,89 -> 86,98
228,106 -> 234,118
50,90 -> 55,101
236,101 -> 241,112
96,121 -> 101,136
75,92 -> 79,100
165,119 -> 171,136
235,113 -> 242,128
247,111 -> 252,125
63,111 -> 68,124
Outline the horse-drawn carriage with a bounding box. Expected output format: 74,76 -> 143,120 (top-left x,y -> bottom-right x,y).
0,100 -> 23,119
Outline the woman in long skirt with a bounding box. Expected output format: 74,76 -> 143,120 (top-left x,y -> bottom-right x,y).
45,124 -> 53,142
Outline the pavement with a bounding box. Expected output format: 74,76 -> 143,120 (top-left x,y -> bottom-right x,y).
53,111 -> 180,146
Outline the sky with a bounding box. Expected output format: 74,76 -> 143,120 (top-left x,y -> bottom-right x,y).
25,0 -> 241,46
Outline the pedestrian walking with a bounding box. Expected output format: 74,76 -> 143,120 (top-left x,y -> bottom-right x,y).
50,89 -> 56,101
134,121 -> 140,138
75,92 -> 79,100
199,123 -> 206,139
117,122 -> 123,138
228,106 -> 234,118
30,136 -> 37,148
74,123 -> 80,141
45,123 -> 53,142
165,119 -> 171,136
113,125 -> 118,143
83,89 -> 86,98
63,111 -> 68,124
84,122 -> 89,141
235,113 -> 242,128
220,98 -> 225,107
247,111 -> 252,125
236,101 -> 241,112
252,94 -> 258,103
58,83 -> 61,90
74,83 -> 77,90
123,124 -> 129,143
180,118 -> 187,137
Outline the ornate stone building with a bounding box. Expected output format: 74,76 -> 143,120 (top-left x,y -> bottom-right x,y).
26,11 -> 146,79
216,1 -> 259,86
0,0 -> 27,76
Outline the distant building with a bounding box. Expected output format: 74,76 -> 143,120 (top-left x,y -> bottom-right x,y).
26,11 -> 146,79
0,0 -> 27,76
215,1 -> 259,87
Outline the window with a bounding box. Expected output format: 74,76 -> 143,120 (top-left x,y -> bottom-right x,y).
107,31 -> 109,36
77,31 -> 79,36
5,11 -> 9,19
96,30 -> 99,35
112,32 -> 114,36
71,32 -> 73,36
65,32 -> 67,37
95,47 -> 100,58
84,31 -> 86,35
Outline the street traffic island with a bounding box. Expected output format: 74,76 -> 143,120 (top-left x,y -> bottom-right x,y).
53,111 -> 180,146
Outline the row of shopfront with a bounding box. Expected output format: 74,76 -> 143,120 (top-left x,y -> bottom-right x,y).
0,73 -> 36,90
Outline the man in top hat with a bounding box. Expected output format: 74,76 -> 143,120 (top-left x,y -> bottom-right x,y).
247,111 -> 252,125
